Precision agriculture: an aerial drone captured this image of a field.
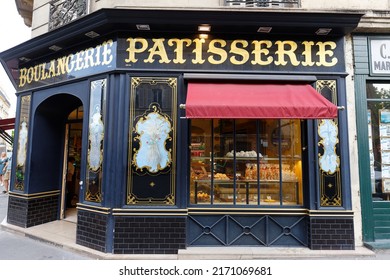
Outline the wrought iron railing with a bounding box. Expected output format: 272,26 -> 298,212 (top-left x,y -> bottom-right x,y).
224,0 -> 300,8
49,0 -> 88,30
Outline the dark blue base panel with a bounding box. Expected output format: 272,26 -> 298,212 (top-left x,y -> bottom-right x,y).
188,215 -> 308,247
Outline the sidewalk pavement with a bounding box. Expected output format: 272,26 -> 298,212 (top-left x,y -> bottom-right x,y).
1,189 -> 388,260
1,216 -> 385,260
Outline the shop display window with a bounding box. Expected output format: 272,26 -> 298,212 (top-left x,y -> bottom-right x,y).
367,82 -> 390,201
190,119 -> 303,206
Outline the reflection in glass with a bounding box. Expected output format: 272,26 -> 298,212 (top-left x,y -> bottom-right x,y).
85,79 -> 107,203
127,77 -> 177,205
367,83 -> 390,200
15,95 -> 31,191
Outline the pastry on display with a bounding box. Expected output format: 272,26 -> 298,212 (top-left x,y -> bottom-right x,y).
226,150 -> 262,158
214,173 -> 230,180
197,191 -> 210,201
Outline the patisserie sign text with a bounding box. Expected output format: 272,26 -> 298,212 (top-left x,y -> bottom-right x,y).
125,38 -> 338,67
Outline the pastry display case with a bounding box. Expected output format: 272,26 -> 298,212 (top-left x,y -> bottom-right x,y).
190,119 -> 303,206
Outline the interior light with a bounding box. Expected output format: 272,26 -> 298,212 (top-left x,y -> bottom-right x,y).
199,34 -> 209,39
198,25 -> 211,32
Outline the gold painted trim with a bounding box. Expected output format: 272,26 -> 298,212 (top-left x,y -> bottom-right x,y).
113,208 -> 187,216
113,208 -> 187,212
316,79 -> 342,207
113,212 -> 188,216
316,80 -> 337,105
188,211 -> 307,216
187,207 -> 307,212
77,203 -> 110,211
9,190 -> 60,200
77,206 -> 110,215
127,77 -> 178,205
308,214 -> 354,217
85,78 -> 106,203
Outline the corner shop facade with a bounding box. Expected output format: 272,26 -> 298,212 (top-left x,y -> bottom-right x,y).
0,9 -> 362,254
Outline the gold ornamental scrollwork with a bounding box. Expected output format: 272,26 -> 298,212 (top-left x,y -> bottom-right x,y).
14,95 -> 32,192
318,119 -> 340,175
132,103 -> 173,174
127,77 -> 177,205
85,79 -> 106,204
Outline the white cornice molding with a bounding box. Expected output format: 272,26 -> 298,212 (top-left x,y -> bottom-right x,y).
15,0 -> 33,27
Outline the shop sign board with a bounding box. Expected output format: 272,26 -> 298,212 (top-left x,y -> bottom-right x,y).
370,38 -> 390,75
14,35 -> 345,91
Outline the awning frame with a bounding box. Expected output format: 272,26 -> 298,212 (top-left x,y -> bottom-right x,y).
182,83 -> 340,119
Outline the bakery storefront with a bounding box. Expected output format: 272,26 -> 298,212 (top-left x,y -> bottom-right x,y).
0,9 -> 361,254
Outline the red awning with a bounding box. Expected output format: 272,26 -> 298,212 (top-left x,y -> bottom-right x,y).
185,83 -> 338,119
0,118 -> 15,131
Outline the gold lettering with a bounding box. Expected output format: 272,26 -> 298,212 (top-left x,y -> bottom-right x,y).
275,40 -> 300,66
40,63 -> 47,80
301,41 -> 315,66
316,41 -> 338,67
48,60 -> 56,78
56,56 -> 68,75
33,65 -> 41,82
102,40 -> 114,65
208,39 -> 228,64
192,38 -> 206,64
74,51 -> 84,71
168,38 -> 192,64
145,38 -> 171,63
67,55 -> 75,72
19,68 -> 27,87
95,44 -> 102,65
27,67 -> 34,84
230,40 -> 249,65
83,47 -> 95,68
125,38 -> 148,63
251,40 -> 273,65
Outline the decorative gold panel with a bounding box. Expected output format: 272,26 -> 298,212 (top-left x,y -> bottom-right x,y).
15,95 -> 31,191
85,79 -> 107,203
127,77 -> 177,205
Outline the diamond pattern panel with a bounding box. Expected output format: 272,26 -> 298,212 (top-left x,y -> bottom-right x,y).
188,215 -> 308,247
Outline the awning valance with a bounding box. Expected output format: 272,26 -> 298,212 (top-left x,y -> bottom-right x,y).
184,83 -> 338,119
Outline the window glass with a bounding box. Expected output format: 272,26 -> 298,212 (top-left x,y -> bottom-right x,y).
127,77 -> 177,205
367,82 -> 390,200
15,95 -> 31,192
85,79 -> 107,203
190,119 -> 303,206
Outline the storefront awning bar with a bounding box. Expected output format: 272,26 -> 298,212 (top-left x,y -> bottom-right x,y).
183,83 -> 338,119
0,130 -> 13,146
183,73 -> 318,82
0,118 -> 15,131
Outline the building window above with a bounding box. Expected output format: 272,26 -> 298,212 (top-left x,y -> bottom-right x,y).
224,0 -> 300,8
49,0 -> 88,31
